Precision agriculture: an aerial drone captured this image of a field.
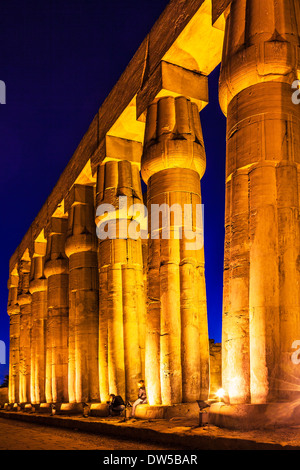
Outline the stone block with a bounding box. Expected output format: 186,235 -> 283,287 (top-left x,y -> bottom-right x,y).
89,403 -> 110,417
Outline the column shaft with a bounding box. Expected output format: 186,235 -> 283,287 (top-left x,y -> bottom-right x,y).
98,267 -> 109,402
277,162 -> 300,400
96,157 -> 146,402
145,239 -> 161,405
220,0 -> 300,403
223,170 -> 250,403
44,218 -> 69,403
17,259 -> 32,404
65,184 -> 99,403
249,163 -> 280,403
7,269 -> 20,404
29,252 -> 47,404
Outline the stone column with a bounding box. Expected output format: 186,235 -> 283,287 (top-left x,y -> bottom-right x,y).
219,0 -> 300,404
44,218 -> 69,404
29,239 -> 47,404
209,340 -> 222,398
95,137 -> 146,402
141,96 -> 209,405
65,184 -> 99,403
17,255 -> 32,404
7,268 -> 20,404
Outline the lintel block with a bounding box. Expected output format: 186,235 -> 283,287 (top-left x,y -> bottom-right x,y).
136,61 -> 209,121
91,135 -> 143,174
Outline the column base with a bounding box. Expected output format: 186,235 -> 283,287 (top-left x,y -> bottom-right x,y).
12,403 -> 22,411
209,401 -> 300,430
37,402 -> 84,415
89,403 -> 110,417
24,404 -> 37,412
56,403 -> 84,415
134,402 -> 200,420
38,403 -> 52,413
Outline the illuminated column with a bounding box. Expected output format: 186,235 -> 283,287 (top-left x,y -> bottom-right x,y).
65,185 -> 99,403
17,254 -> 32,404
44,218 -> 69,403
220,0 -> 300,404
29,237 -> 47,404
222,169 -> 251,403
7,268 -> 20,404
141,96 -> 209,405
95,136 -> 146,402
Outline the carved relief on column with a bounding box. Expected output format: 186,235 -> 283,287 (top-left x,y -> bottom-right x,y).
95,136 -> 146,402
220,0 -> 300,404
29,236 -> 47,404
141,96 -> 209,405
65,184 -> 100,403
7,267 -> 20,404
44,217 -> 69,404
17,252 -> 32,404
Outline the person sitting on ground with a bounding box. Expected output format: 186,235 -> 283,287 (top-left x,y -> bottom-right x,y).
131,380 -> 147,417
107,394 -> 125,416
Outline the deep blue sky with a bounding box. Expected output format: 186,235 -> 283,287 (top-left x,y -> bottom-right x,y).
0,0 -> 226,385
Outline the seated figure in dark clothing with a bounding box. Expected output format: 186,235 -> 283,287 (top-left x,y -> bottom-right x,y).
108,394 -> 125,416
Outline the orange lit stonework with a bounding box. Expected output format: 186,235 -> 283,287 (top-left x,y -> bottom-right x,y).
6,0 -> 300,428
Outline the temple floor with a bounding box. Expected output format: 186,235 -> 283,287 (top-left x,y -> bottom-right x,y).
0,410 -> 300,450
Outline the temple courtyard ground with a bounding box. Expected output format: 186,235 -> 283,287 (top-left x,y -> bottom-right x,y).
0,410 -> 300,450
0,417 -> 181,451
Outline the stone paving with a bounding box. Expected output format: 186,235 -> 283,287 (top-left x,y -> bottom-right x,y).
1,410 -> 300,450
0,417 -> 182,450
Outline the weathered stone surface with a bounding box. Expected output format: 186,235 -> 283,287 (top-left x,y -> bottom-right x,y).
6,0 -> 299,427
7,268 -> 20,404
209,401 -> 300,430
95,140 -> 146,403
0,388 -> 8,406
7,0 -> 226,411
65,184 -> 100,404
142,96 -> 209,406
17,256 -> 32,404
220,0 -> 300,406
44,218 -> 69,404
9,0 -> 226,274
29,239 -> 47,405
209,340 -> 222,398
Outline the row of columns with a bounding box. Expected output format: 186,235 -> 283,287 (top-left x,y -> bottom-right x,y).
8,0 -> 300,412
7,92 -> 210,407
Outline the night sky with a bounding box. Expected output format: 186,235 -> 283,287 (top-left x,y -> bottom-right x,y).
0,0 -> 226,385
